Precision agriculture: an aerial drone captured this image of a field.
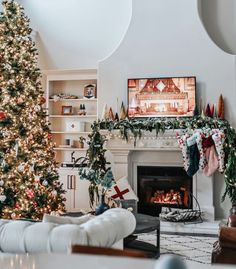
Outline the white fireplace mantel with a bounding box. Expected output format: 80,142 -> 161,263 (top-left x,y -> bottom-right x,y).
106,130 -> 215,222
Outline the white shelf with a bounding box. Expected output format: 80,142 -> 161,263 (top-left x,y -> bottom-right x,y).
51,131 -> 91,135
54,147 -> 87,151
49,115 -> 97,118
49,98 -> 97,102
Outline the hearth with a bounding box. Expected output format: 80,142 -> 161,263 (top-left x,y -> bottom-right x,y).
137,166 -> 192,216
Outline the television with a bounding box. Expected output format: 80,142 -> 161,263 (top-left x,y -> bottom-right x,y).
128,77 -> 196,118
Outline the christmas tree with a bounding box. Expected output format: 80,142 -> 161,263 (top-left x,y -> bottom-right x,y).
0,0 -> 65,219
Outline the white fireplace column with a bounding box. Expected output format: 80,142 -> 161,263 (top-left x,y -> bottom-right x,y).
108,149 -> 130,180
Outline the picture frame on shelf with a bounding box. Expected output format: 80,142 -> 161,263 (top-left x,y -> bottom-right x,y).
84,84 -> 96,99
62,106 -> 73,115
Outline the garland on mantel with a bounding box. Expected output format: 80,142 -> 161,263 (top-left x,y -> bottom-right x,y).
98,116 -> 236,205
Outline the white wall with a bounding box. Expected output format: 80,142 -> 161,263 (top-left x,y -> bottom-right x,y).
199,0 -> 236,55
98,0 -> 236,219
20,0 -> 132,70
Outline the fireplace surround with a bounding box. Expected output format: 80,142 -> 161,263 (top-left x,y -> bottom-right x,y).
106,130 -> 215,221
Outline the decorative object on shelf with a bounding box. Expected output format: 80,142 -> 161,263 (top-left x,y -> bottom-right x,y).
101,104 -> 109,120
78,104 -> 86,116
193,105 -> 199,116
199,98 -> 203,114
61,106 -> 73,115
65,139 -> 71,146
201,109 -> 205,118
65,121 -> 85,132
50,93 -> 79,101
205,104 -> 212,117
218,94 -> 224,119
119,101 -> 126,120
114,113 -> 119,121
115,97 -> 119,121
98,116 -> 236,206
211,104 -> 215,118
108,107 -> 115,121
74,136 -> 86,148
0,0 -> 65,219
82,104 -> 86,115
75,122 -> 115,209
84,84 -> 96,99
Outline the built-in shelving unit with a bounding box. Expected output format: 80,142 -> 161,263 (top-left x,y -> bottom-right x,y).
44,69 -> 97,163
43,69 -> 97,211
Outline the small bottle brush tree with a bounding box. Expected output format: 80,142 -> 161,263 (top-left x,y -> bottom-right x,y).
76,122 -> 114,208
0,0 -> 65,219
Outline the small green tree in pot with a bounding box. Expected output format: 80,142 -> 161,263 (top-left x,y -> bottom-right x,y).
75,122 -> 114,211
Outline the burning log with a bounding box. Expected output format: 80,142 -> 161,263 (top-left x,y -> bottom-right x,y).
150,189 -> 183,205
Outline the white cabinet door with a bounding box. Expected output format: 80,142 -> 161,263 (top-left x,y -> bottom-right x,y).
59,168 -> 90,212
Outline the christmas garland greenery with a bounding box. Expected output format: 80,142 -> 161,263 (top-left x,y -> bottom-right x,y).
99,116 -> 236,205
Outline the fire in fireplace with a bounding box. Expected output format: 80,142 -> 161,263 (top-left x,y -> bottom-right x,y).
137,166 -> 192,216
150,187 -> 189,206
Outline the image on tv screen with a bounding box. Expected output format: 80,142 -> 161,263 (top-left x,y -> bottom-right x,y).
128,77 -> 196,118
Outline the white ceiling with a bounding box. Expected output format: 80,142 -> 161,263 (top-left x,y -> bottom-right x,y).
19,0 -> 132,70
1,1 -> 235,70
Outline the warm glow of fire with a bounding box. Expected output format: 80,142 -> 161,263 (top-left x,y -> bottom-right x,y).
150,188 -> 188,206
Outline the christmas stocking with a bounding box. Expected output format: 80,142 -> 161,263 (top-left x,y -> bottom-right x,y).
212,130 -> 225,172
203,146 -> 219,176
202,135 -> 219,176
186,134 -> 200,177
187,143 -> 200,177
195,131 -> 207,170
177,133 -> 190,172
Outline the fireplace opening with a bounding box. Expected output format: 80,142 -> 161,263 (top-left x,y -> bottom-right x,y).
137,166 -> 193,216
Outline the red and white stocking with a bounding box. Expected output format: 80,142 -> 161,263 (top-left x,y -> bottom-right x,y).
212,130 -> 225,172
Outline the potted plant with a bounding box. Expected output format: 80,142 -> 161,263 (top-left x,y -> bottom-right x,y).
75,122 -> 115,213
78,136 -> 86,148
74,136 -> 86,148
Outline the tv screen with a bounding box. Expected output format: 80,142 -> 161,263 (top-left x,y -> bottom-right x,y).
128,77 -> 196,118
